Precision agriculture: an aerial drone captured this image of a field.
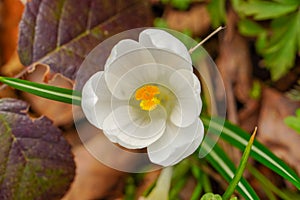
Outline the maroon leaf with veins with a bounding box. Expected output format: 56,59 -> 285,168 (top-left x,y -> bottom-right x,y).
18,0 -> 153,81
0,98 -> 75,199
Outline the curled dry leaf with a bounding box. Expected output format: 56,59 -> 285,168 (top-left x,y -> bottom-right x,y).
21,63 -> 74,126
258,87 -> 300,175
0,98 -> 75,199
165,4 -> 211,36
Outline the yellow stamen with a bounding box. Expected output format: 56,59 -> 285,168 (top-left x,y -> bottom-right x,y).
135,85 -> 160,111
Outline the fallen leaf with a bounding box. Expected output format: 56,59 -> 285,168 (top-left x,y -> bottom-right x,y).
21,63 -> 74,126
216,9 -> 253,124
63,120 -> 156,199
1,0 -> 24,63
62,122 -> 126,200
0,51 -> 24,77
258,87 -> 300,175
165,4 -> 211,36
0,98 -> 75,199
215,8 -> 254,164
62,144 -> 124,200
18,0 -> 153,81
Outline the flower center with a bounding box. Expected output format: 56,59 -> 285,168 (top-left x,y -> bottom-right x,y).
135,85 -> 160,111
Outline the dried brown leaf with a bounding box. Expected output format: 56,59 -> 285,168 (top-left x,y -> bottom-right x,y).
165,4 -> 211,36
258,87 -> 300,175
22,63 -> 73,126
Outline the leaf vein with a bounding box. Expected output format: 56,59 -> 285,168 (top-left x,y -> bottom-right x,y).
31,0 -> 43,65
56,0 -> 68,48
35,0 -> 141,65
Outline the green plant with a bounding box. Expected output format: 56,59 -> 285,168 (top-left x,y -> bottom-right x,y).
284,108 -> 300,133
234,0 -> 300,80
206,0 -> 300,81
2,76 -> 300,199
161,0 -> 193,10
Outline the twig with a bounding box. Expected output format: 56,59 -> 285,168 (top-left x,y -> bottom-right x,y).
189,26 -> 225,54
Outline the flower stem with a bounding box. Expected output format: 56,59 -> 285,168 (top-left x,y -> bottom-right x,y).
143,167 -> 173,200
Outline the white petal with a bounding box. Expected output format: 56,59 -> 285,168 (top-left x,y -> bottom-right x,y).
102,105 -> 167,149
82,71 -> 113,129
168,70 -> 202,127
192,73 -> 201,95
171,125 -> 203,165
139,29 -> 192,64
82,71 -> 126,129
104,39 -> 147,70
104,42 -> 155,97
143,48 -> 193,72
148,118 -> 204,166
82,72 -> 100,127
108,63 -> 177,100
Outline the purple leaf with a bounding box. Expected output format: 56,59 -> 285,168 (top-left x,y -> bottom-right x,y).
18,0 -> 153,80
0,98 -> 75,199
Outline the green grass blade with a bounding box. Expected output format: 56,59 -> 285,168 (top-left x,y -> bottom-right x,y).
248,165 -> 291,200
222,128 -> 257,199
0,76 -> 82,105
202,116 -> 300,190
202,141 -> 259,200
190,165 -> 203,200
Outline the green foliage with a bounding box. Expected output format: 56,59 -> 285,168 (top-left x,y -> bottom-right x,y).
202,116 -> 300,190
6,76 -> 300,198
200,193 -> 222,200
190,165 -> 204,200
154,18 -> 169,28
249,80 -> 262,99
206,0 -> 226,28
234,0 -> 300,80
234,0 -> 299,20
169,161 -> 189,199
284,108 -> 300,133
203,140 -> 259,199
161,0 -> 192,10
248,165 -> 292,200
124,177 -> 136,200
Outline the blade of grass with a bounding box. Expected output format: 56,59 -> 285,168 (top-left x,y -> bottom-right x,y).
191,183 -> 202,200
169,160 -> 190,199
202,116 -> 300,190
202,140 -> 260,200
190,165 -> 203,200
169,178 -> 187,199
222,127 -> 257,199
124,176 -> 136,200
0,76 -> 82,105
202,171 -> 212,193
248,165 -> 291,200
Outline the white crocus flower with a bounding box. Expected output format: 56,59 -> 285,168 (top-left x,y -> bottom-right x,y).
82,29 -> 204,166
